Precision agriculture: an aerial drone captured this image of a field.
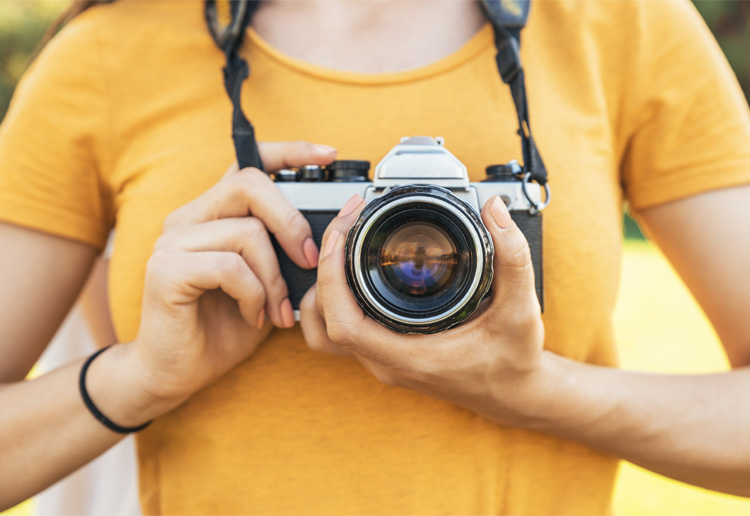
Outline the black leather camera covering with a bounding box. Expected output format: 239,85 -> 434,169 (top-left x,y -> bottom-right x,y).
274,209 -> 544,314
273,211 -> 337,309
510,210 -> 544,311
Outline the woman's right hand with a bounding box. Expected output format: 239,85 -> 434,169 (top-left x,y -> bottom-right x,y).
127,141 -> 337,406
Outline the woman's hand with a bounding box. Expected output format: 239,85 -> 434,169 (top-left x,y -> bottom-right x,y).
127,141 -> 337,407
301,194 -> 553,427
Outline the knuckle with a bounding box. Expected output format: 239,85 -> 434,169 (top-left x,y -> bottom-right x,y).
283,208 -> 309,236
267,270 -> 288,297
306,336 -> 329,353
326,322 -> 355,348
153,234 -> 174,253
511,304 -> 542,333
238,167 -> 269,187
372,368 -> 399,387
236,216 -> 266,242
248,276 -> 266,300
216,253 -> 247,278
229,174 -> 255,202
147,250 -> 170,269
162,210 -> 183,232
232,173 -> 272,212
245,215 -> 266,234
503,236 -> 533,270
145,251 -> 173,282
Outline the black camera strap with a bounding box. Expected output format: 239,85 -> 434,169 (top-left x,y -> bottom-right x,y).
481,1 -> 548,192
206,0 -> 549,210
205,0 -> 264,171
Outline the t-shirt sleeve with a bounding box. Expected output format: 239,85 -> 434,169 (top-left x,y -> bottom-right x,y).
621,0 -> 750,212
0,15 -> 113,250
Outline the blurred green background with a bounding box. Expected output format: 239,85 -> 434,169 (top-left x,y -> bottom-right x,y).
1,1 -> 749,515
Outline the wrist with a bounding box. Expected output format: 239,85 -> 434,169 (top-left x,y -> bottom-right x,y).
84,343 -> 186,429
485,351 -> 572,431
514,352 -> 606,435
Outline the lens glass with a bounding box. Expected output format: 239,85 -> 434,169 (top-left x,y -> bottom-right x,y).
362,206 -> 475,317
379,222 -> 459,298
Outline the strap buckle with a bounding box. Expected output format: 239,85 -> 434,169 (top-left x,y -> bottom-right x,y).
522,172 -> 551,215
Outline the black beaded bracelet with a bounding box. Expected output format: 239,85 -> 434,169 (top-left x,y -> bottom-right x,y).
79,345 -> 152,434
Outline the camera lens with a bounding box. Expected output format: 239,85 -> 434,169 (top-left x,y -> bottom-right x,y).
346,185 -> 493,334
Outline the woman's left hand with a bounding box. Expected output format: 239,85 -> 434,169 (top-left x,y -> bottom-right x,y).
299,194 -> 554,427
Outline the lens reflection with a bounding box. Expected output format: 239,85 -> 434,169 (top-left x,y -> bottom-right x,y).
379,222 -> 459,297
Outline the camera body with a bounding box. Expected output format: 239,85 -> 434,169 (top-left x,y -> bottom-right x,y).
273,136 -> 543,333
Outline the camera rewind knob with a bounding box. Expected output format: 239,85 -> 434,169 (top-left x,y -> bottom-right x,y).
275,168 -> 299,182
300,165 -> 326,182
328,160 -> 370,182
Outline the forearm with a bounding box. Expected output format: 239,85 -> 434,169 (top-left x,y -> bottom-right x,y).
519,353 -> 750,496
0,343 -> 176,510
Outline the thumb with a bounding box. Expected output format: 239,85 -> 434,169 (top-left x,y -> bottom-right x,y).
480,196 -> 539,309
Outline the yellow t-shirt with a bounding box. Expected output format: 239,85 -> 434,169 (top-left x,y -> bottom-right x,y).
2,1 -> 750,514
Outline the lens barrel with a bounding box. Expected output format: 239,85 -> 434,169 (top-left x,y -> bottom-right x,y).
345,185 -> 493,334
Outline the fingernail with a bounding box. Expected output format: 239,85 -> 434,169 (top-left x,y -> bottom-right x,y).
256,309 -> 266,330
313,144 -> 337,156
303,237 -> 319,268
280,298 -> 295,328
338,194 -> 362,217
490,196 -> 512,228
324,230 -> 341,259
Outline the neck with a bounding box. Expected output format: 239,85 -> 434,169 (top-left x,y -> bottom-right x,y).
252,0 -> 487,73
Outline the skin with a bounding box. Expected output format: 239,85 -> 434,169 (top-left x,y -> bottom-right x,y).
79,257 -> 118,350
0,0 -> 749,509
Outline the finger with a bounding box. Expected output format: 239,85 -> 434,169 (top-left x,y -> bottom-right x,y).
163,168 -> 318,269
318,194 -> 367,268
155,217 -> 293,328
145,251 -> 266,329
315,193 -> 365,319
258,141 -> 337,172
479,196 -> 541,332
316,220 -> 429,369
221,161 -> 240,179
299,285 -> 352,357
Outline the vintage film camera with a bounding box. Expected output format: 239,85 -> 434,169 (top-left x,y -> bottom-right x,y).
273,136 -> 544,334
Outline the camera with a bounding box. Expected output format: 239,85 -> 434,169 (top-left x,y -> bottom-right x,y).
272,136 -> 544,333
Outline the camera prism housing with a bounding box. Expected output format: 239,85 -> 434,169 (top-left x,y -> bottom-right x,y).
272,136 -> 544,333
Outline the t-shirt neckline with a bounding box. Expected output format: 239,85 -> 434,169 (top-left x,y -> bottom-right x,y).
247,23 -> 493,86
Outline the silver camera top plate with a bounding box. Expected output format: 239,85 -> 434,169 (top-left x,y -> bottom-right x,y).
373,136 -> 470,190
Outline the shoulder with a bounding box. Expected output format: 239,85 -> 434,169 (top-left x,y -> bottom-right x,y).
531,0 -> 701,31
528,0 -> 707,62
19,0 -> 225,129
34,0 -> 215,78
